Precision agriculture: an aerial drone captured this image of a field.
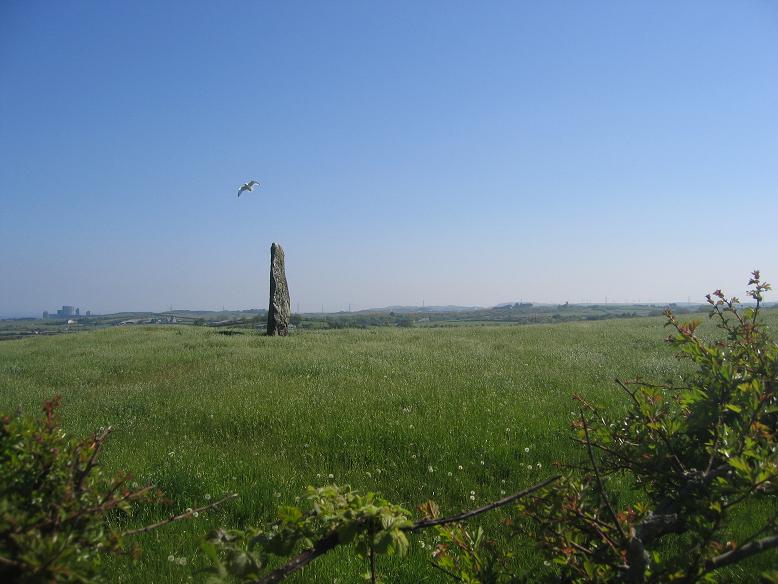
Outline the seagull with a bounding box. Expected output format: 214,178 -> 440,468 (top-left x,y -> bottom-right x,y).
237,180 -> 260,197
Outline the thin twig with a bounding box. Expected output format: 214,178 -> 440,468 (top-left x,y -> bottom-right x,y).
73,427 -> 112,497
0,555 -> 21,568
575,510 -> 620,556
257,530 -> 341,584
580,411 -> 627,543
615,378 -> 642,409
702,533 -> 778,573
410,475 -> 560,531
28,485 -> 153,534
429,559 -> 463,581
615,379 -> 687,474
122,493 -> 237,538
369,522 -> 376,584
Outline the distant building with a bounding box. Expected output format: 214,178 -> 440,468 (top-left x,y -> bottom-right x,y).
57,306 -> 76,317
45,305 -> 90,319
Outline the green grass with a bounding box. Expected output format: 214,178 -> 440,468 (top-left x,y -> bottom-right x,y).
1,312 -> 776,582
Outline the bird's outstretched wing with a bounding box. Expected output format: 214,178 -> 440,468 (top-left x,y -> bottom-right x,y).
236,180 -> 259,197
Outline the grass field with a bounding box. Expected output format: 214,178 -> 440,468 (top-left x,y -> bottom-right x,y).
1,312 -> 777,582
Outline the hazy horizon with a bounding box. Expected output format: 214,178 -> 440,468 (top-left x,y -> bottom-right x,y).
0,295 -> 763,321
2,1 -> 777,317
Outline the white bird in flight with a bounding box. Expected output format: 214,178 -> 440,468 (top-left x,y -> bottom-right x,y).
237,180 -> 260,197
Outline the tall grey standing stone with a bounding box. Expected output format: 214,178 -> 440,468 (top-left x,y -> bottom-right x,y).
267,242 -> 291,336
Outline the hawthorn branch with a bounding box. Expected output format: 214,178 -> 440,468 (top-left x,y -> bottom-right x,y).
255,475 -> 561,584
27,485 -> 154,534
409,474 -> 561,531
703,533 -> 778,573
0,555 -> 21,568
429,560 -> 463,581
579,411 -> 627,543
257,530 -> 341,584
73,427 -> 112,497
614,379 -> 686,475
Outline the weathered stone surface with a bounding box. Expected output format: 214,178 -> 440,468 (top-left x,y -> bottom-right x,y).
267,242 -> 291,336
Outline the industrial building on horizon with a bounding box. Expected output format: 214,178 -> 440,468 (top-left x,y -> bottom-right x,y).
43,306 -> 92,319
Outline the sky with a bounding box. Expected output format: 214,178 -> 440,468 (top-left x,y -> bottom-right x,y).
1,1 -> 777,316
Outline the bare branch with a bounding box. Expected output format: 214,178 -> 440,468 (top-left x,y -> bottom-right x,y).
254,476 -> 561,584
368,522 -> 376,584
122,493 -> 237,538
429,560 -> 463,581
409,475 -> 561,531
73,427 -> 112,497
0,555 -> 22,568
703,533 -> 778,573
579,411 -> 627,543
27,485 -> 154,534
256,530 -> 340,584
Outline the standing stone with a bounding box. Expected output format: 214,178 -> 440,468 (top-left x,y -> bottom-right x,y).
267,242 -> 291,336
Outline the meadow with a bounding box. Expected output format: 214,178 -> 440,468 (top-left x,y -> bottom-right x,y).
1,312 -> 777,582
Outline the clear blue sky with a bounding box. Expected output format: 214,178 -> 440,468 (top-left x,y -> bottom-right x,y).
1,1 -> 777,316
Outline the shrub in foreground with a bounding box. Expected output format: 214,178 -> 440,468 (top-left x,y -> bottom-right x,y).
511,271 -> 778,582
0,398 -> 231,583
